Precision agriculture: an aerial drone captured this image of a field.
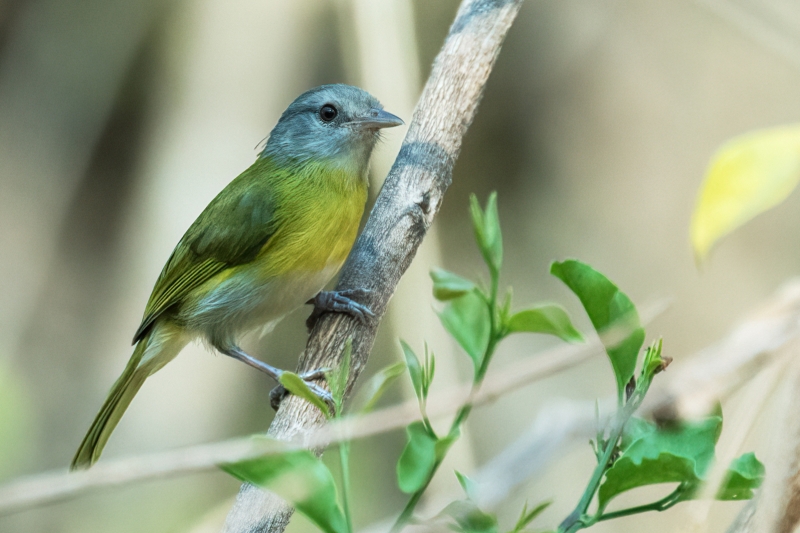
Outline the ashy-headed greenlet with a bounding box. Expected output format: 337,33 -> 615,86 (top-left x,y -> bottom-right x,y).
71,84 -> 403,470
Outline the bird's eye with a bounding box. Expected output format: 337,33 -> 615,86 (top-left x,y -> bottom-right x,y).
319,104 -> 338,122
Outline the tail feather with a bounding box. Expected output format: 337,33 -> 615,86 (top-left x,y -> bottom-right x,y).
71,340 -> 148,470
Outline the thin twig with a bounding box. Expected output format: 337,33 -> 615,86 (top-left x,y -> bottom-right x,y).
2,294 -> 673,515
0,316 -> 607,515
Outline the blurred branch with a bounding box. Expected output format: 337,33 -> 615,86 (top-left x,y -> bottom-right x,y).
645,278 -> 800,422
472,398 -> 599,508
727,355 -> 800,533
0,300 -> 667,515
0,315 -> 618,516
0,437 -> 267,516
684,351 -> 788,531
697,0 -> 800,71
222,1 -> 526,532
470,279 -> 800,509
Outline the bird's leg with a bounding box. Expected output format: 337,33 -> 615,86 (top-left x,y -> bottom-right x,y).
306,288 -> 375,331
298,368 -> 330,381
220,347 -> 333,411
221,346 -> 284,381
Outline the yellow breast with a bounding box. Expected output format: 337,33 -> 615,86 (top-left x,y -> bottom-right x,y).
256,166 -> 368,279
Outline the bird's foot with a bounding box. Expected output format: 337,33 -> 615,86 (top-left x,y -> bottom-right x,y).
306,288 -> 375,331
218,346 -> 333,412
269,367 -> 333,411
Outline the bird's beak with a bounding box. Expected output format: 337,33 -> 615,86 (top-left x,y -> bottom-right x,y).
347,108 -> 405,130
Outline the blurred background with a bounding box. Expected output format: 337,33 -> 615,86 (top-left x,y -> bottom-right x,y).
2,0 -> 800,531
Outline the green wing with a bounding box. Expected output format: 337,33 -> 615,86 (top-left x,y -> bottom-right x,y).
133,167 -> 279,343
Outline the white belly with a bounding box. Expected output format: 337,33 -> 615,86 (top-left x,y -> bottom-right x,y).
181,263 -> 340,349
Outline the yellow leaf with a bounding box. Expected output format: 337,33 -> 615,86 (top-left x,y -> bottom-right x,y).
691,125 -> 800,260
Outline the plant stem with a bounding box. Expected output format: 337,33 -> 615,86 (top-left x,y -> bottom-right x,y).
596,484 -> 687,522
391,269 -> 503,533
556,427 -> 618,532
389,387 -> 478,533
556,390 -> 644,533
390,468 -> 433,533
339,442 -> 353,533
478,270 -> 500,380
391,330 -> 498,530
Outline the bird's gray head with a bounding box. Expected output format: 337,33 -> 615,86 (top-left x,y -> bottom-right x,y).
261,84 -> 403,176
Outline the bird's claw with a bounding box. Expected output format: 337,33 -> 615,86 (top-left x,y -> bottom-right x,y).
269,368 -> 334,411
306,289 -> 375,331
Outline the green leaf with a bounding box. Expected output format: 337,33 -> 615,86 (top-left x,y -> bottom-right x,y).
505,304 -> 584,343
456,471 -> 478,500
440,500 -> 498,533
551,260 -> 645,402
717,452 -> 765,500
397,421 -> 438,493
353,362 -> 406,414
279,372 -> 330,418
510,501 -> 551,533
424,346 -> 436,397
641,338 -> 667,379
222,441 -> 347,533
620,416 -> 657,449
436,429 -> 460,461
598,416 -> 722,508
400,341 -> 424,402
499,288 -> 513,324
691,125 -> 800,261
431,268 -> 476,301
470,193 -> 503,273
438,291 -> 491,376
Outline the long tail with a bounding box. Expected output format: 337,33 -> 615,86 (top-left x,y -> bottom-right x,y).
71,338 -> 150,470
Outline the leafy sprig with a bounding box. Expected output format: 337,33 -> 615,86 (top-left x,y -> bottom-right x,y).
391,193 -> 582,532
552,263 -> 764,533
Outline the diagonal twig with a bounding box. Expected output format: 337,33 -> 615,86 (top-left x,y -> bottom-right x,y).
0,316 -> 608,516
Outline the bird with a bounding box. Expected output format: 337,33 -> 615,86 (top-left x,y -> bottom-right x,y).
70,84 -> 404,470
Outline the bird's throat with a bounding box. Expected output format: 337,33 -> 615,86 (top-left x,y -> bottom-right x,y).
255,156 -> 368,278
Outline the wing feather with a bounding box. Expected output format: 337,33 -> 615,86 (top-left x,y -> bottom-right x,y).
132,159 -> 280,343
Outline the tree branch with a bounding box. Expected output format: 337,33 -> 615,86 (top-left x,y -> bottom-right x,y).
726,352 -> 800,533
222,1 -> 525,532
